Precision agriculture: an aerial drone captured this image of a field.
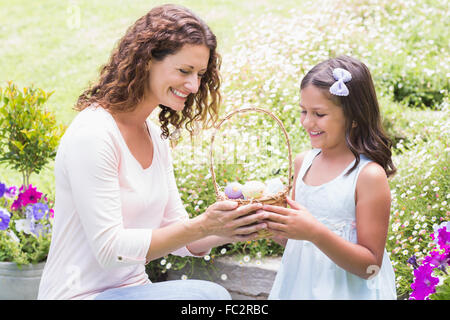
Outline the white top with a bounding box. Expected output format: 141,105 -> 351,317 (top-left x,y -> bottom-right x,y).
38,105 -> 198,300
269,148 -> 397,300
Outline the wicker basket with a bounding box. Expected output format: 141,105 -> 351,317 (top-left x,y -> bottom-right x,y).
209,107 -> 293,238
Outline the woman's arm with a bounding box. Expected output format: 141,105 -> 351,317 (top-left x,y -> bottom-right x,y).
146,201 -> 268,261
264,162 -> 391,279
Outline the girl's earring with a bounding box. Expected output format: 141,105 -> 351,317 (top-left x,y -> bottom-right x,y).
352,121 -> 357,128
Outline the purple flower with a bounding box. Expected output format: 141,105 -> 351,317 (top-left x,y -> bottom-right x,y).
0,183 -> 6,198
4,186 -> 17,199
424,250 -> 449,274
408,255 -> 419,269
410,263 -> 440,300
32,203 -> 49,220
0,208 -> 11,230
431,221 -> 450,248
437,227 -> 450,248
30,221 -> 45,236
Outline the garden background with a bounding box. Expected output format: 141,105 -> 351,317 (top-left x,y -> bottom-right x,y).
0,0 -> 448,299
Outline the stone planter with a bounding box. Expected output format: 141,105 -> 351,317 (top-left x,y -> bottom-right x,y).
0,261 -> 45,300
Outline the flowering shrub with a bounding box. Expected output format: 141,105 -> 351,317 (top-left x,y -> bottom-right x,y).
408,222 -> 449,300
386,101 -> 449,298
0,182 -> 53,266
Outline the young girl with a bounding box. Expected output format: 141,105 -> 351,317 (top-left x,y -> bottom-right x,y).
263,55 -> 397,299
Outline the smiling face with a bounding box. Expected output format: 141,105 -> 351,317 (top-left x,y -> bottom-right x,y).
300,85 -> 349,151
146,44 -> 210,111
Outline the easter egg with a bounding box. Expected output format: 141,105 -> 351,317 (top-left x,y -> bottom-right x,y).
264,178 -> 284,195
224,182 -> 244,199
242,181 -> 266,199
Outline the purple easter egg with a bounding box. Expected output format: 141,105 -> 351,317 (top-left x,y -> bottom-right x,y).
224,182 -> 244,199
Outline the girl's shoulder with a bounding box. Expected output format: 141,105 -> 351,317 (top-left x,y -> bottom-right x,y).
358,161 -> 387,184
294,149 -> 320,171
293,150 -> 309,172
356,161 -> 390,202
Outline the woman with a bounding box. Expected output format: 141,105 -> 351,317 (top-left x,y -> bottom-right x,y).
38,4 -> 267,300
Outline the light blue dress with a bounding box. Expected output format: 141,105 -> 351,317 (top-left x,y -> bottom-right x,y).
269,149 -> 397,300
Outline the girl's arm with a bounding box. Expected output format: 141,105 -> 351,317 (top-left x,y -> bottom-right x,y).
268,151 -> 307,248
264,162 -> 391,279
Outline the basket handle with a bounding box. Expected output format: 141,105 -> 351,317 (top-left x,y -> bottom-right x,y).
209,107 -> 293,198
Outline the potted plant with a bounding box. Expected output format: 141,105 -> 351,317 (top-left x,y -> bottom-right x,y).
0,183 -> 53,299
0,81 -> 64,299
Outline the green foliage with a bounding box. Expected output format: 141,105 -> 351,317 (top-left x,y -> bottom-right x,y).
430,276 -> 450,300
0,81 -> 65,186
0,229 -> 51,266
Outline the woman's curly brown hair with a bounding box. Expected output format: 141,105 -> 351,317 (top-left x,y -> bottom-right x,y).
75,4 -> 221,139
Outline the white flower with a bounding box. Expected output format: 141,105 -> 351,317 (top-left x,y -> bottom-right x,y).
15,219 -> 32,235
243,255 -> 250,263
221,274 -> 228,281
433,187 -> 440,192
220,248 -> 227,255
181,275 -> 188,280
166,263 -> 172,270
204,255 -> 211,261
160,259 -> 167,266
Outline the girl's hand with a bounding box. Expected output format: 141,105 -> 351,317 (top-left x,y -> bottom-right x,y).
200,201 -> 268,242
262,197 -> 321,242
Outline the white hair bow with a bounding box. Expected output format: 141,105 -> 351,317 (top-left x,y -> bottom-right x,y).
329,68 -> 352,96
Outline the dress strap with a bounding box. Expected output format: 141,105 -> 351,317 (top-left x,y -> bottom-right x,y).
298,149 -> 321,180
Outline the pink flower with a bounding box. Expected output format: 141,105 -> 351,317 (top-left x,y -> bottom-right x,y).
409,264 -> 439,300
11,185 -> 43,210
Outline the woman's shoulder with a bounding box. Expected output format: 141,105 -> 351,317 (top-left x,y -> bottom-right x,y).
63,106 -> 118,146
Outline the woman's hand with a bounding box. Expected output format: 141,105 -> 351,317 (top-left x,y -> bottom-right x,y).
198,200 -> 268,242
262,197 -> 321,242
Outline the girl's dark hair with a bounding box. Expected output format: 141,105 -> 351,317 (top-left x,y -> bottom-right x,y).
300,55 -> 396,177
75,4 -> 221,139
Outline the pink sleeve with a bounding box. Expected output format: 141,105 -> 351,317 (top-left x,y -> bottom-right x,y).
64,128 -> 152,268
159,137 -> 209,257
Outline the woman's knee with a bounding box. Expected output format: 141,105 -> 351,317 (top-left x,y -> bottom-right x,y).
188,280 -> 231,300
